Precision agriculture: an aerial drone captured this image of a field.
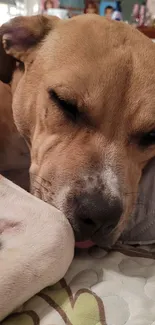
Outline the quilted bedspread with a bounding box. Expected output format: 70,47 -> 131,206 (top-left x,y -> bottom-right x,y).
2,248 -> 155,325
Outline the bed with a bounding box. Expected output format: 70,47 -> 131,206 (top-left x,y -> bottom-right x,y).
2,247 -> 155,325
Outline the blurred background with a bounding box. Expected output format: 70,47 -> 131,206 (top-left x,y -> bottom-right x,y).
0,1 -> 155,37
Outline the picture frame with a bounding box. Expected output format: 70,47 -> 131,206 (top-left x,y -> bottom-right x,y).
99,1 -> 116,16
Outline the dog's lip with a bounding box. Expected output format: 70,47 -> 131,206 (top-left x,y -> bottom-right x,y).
75,224 -> 116,249
75,240 -> 95,249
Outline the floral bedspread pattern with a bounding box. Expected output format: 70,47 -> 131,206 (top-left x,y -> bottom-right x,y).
2,248 -> 155,325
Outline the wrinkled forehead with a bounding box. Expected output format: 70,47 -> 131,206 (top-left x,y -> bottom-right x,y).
40,17 -> 155,79
38,17 -> 155,116
40,19 -> 132,96
41,17 -> 131,69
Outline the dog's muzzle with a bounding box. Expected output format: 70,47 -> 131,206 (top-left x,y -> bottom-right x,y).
66,189 -> 123,245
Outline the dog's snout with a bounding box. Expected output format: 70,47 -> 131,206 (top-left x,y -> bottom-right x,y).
69,191 -> 123,241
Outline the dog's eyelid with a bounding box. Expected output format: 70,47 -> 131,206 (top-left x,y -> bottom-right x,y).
49,88 -> 71,101
131,129 -> 155,148
48,88 -> 76,107
48,89 -> 91,125
48,88 -> 80,121
131,122 -> 155,135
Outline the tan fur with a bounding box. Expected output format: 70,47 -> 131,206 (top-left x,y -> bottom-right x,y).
1,15 -> 155,245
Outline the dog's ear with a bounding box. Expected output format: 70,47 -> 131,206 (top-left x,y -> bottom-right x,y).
0,15 -> 59,83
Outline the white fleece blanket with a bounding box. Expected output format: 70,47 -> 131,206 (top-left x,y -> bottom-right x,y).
0,175 -> 74,321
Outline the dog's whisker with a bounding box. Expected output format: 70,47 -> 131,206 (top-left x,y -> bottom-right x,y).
31,180 -> 56,205
32,178 -> 50,193
30,173 -> 53,187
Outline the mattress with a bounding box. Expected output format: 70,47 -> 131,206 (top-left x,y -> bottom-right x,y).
2,248 -> 155,325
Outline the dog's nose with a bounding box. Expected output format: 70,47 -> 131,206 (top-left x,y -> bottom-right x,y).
70,191 -> 123,241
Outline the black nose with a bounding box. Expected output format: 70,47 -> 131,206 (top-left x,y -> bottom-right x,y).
68,191 -> 123,241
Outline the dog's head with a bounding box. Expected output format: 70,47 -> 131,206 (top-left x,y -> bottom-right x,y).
1,15 -> 155,247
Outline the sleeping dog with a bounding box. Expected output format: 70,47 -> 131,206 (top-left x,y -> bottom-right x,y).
0,14 -> 155,248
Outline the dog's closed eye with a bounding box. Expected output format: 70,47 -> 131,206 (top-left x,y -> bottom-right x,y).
139,131 -> 155,147
48,89 -> 79,122
132,130 -> 155,148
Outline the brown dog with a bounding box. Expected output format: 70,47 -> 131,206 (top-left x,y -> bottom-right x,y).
1,14 -> 155,247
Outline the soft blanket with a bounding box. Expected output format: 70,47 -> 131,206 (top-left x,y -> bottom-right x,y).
0,175 -> 74,321
2,249 -> 155,325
